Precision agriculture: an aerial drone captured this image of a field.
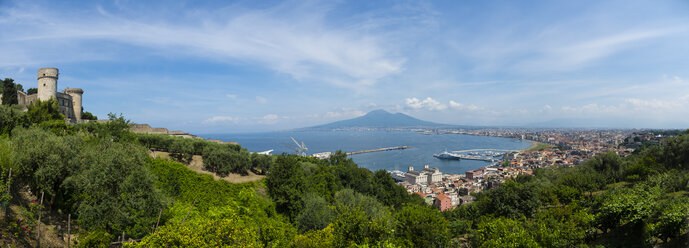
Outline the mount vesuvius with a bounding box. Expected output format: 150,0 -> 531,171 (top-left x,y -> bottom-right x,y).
300,110 -> 456,130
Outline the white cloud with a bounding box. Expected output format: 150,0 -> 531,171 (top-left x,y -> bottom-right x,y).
625,97 -> 689,110
405,97 -> 447,111
256,96 -> 268,104
202,116 -> 239,124
324,108 -> 365,119
226,94 -> 237,99
0,2 -> 405,91
263,114 -> 278,121
448,100 -> 480,111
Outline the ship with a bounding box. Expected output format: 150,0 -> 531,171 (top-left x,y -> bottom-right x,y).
434,150 -> 498,162
433,150 -> 461,160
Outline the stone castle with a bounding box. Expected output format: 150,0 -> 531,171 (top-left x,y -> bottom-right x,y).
0,67 -> 84,122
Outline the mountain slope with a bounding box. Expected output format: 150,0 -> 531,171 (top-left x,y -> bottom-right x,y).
302,109 -> 451,130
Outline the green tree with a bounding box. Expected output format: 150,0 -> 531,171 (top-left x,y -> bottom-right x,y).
595,184 -> 661,233
296,193 -> 334,232
74,113 -> 136,142
26,88 -> 37,95
369,169 -> 420,208
472,217 -> 540,248
303,163 -> 339,202
0,104 -> 26,135
251,153 -> 274,174
648,197 -> 689,243
266,154 -> 306,221
1,78 -> 18,105
526,205 -> 594,248
26,99 -> 64,124
474,180 -> 541,218
587,151 -> 623,181
661,133 -> 689,169
81,108 -> 97,120
10,127 -> 80,207
63,140 -> 167,238
169,138 -> 194,162
331,189 -> 395,247
394,204 -> 450,248
293,226 -> 335,248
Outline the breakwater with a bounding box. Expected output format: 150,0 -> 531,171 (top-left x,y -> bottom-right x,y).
347,146 -> 410,155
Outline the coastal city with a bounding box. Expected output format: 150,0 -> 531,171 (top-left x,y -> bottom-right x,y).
393,128 -> 671,211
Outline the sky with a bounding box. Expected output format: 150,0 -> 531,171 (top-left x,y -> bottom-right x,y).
2,0 -> 689,133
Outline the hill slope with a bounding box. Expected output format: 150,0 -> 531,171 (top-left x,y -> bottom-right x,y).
303,109 -> 452,130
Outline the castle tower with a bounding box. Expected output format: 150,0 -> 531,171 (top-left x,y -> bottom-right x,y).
64,88 -> 84,121
37,68 -> 58,101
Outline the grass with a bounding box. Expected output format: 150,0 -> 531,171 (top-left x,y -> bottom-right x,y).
525,142 -> 552,151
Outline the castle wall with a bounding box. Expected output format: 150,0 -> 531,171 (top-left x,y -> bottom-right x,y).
25,94 -> 38,105
56,92 -> 76,121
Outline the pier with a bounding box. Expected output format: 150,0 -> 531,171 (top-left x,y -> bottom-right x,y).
347,146 -> 410,155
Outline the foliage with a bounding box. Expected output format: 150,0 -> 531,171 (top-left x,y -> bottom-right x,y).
394,204 -> 450,248
75,230 -> 114,248
251,153 -> 274,174
131,205 -> 263,248
202,144 -> 251,176
134,159 -> 295,247
474,180 -> 541,218
0,104 -> 26,135
62,140 -> 167,238
1,78 -> 18,105
648,197 -> 689,242
266,155 -> 306,221
81,108 -> 97,120
331,189 -> 395,247
145,159 -> 260,212
10,127 -> 80,205
72,113 -> 136,142
293,226 -> 334,248
472,217 -> 540,248
526,205 -> 594,247
26,87 -> 37,95
661,133 -> 689,169
296,193 -> 333,232
26,98 -> 64,124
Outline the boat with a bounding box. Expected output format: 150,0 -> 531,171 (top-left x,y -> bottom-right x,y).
433,150 -> 462,160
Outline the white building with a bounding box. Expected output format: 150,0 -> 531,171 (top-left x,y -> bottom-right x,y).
422,164 -> 443,184
405,166 -> 428,185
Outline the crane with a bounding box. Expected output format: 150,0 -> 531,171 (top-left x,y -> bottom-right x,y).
291,137 -> 308,156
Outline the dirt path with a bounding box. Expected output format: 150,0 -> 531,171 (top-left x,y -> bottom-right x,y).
149,151 -> 265,183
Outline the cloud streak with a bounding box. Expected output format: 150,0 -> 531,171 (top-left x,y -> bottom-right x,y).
1,1 -> 404,91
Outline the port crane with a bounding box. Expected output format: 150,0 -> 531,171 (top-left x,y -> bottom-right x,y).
291,137 -> 308,156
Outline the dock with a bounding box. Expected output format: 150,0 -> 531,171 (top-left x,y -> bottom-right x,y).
347,146 -> 410,155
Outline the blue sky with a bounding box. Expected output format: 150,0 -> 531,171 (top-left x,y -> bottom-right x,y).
2,0 -> 689,133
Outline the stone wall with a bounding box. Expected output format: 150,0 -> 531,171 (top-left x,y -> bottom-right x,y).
130,123 -> 199,139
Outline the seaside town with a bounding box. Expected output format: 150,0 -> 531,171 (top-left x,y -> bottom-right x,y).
394,128 -> 672,211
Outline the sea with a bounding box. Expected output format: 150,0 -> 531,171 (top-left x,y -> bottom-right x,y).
201,130 -> 532,175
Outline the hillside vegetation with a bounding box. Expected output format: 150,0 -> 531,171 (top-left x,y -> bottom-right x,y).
1,101 -> 689,247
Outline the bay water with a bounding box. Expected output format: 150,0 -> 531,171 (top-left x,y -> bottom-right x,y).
202,130 -> 532,175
